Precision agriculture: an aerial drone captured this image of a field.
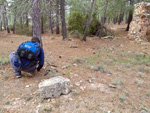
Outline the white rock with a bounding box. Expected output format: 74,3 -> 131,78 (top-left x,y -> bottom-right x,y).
73,74 -> 78,77
80,86 -> 85,91
69,98 -> 73,101
15,98 -> 20,101
88,79 -> 92,83
62,66 -> 68,69
107,73 -> 111,76
108,111 -> 111,113
47,99 -> 51,102
75,82 -> 80,86
80,80 -> 83,83
73,63 -> 78,67
26,85 -> 30,88
39,76 -> 71,98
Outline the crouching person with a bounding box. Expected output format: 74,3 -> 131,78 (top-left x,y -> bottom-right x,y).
9,37 -> 44,78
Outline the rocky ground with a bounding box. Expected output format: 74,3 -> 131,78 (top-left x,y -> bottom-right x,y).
0,24 -> 150,113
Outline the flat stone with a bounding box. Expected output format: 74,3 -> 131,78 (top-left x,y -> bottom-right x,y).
75,82 -> 80,86
39,76 -> 71,98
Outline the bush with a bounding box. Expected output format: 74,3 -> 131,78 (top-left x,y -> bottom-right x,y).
69,30 -> 82,39
68,11 -> 102,36
87,19 -> 101,36
68,11 -> 85,34
9,23 -> 32,36
0,57 -> 9,66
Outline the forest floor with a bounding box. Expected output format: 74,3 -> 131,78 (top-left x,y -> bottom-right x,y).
0,24 -> 150,113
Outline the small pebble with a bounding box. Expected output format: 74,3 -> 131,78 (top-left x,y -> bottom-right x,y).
26,85 -> 30,88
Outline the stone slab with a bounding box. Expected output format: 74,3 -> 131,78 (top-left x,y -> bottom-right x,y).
39,76 -> 71,98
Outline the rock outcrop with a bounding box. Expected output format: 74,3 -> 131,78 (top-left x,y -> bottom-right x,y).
128,2 -> 150,42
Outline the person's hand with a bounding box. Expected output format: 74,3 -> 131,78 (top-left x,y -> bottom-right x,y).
37,65 -> 42,71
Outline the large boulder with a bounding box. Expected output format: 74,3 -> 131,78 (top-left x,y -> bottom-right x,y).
128,2 -> 150,42
39,76 -> 71,98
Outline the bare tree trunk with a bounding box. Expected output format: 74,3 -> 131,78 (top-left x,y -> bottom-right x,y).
13,7 -> 17,33
49,0 -> 53,34
13,17 -> 16,33
0,21 -> 2,31
49,10 -> 53,34
20,17 -> 23,29
60,0 -> 67,40
125,0 -> 133,31
125,10 -> 133,31
56,0 -> 60,34
82,0 -> 95,41
99,0 -> 108,39
6,15 -> 10,33
0,5 -> 2,31
4,3 -> 10,33
118,6 -> 125,25
125,11 -> 128,24
41,14 -> 44,34
26,12 -> 29,27
3,14 -> 6,30
32,0 -> 42,47
113,16 -> 118,24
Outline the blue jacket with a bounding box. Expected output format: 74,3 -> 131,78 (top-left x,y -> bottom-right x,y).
14,41 -> 44,69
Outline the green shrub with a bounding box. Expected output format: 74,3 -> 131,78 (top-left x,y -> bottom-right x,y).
97,65 -> 106,72
10,23 -> 32,36
3,74 -> 8,80
69,30 -> 82,39
119,94 -> 126,103
87,19 -> 101,35
0,57 -> 9,66
68,11 -> 85,34
74,58 -> 84,63
68,11 -> 102,36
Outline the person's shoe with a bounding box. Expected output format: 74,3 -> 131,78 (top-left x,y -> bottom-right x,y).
16,75 -> 22,78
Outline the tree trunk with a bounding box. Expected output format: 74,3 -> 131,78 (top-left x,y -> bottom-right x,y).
20,17 -> 23,29
108,17 -> 110,23
113,16 -> 118,24
99,0 -> 108,39
41,14 -> 44,34
0,22 -> 2,31
26,12 -> 29,27
56,0 -> 60,34
13,16 -> 16,33
125,10 -> 133,31
82,0 -> 95,41
4,3 -> 10,33
32,0 -> 42,47
49,10 -> 53,34
125,11 -> 128,24
60,0 -> 67,40
49,0 -> 53,34
13,7 -> 17,33
3,14 -> 6,30
0,5 -> 2,31
118,6 -> 125,25
6,15 -> 10,33
125,0 -> 134,31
